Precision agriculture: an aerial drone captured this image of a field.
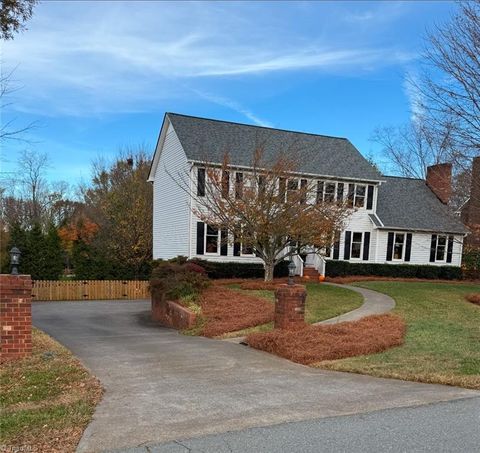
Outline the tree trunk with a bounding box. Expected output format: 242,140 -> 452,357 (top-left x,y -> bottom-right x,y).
264,262 -> 274,282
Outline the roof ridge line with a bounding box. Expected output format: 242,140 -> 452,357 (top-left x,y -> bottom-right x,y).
382,174 -> 425,181
167,112 -> 349,141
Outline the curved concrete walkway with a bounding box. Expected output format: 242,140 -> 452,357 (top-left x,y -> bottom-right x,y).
223,282 -> 395,343
315,282 -> 395,325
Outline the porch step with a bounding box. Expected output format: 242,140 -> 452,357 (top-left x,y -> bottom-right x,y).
302,267 -> 320,280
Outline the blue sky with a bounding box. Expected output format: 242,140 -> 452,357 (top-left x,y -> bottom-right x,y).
1,0 -> 456,186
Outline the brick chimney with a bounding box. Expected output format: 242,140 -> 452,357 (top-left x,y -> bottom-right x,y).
467,156 -> 480,226
426,163 -> 452,205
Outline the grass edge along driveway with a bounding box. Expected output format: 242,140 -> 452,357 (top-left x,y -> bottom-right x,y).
218,282 -> 363,338
0,328 -> 103,453
315,281 -> 480,390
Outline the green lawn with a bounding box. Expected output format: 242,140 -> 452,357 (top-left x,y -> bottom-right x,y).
316,281 -> 480,389
0,329 -> 103,452
221,283 -> 363,338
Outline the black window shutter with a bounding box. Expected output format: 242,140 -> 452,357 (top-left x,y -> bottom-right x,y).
347,184 -> 355,207
300,179 -> 307,204
405,233 -> 412,262
429,235 -> 437,262
197,168 -> 205,197
220,230 -> 228,256
363,232 -> 370,261
233,234 -> 240,256
446,236 -> 454,263
386,232 -> 394,261
344,231 -> 352,260
337,183 -> 344,201
196,222 -> 205,255
366,185 -> 374,210
333,240 -> 340,260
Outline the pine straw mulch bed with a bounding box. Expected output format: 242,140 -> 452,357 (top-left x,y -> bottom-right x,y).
199,286 -> 274,337
246,314 -> 406,365
1,328 -> 103,453
465,293 -> 480,306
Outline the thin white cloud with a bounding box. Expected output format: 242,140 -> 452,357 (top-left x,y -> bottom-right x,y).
2,1 -> 417,117
191,89 -> 273,127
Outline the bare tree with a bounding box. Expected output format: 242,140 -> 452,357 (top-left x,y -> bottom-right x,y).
1,0 -> 38,40
411,0 -> 480,170
176,147 -> 351,281
371,116 -> 452,179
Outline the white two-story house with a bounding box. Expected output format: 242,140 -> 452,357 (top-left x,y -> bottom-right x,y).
148,113 -> 467,275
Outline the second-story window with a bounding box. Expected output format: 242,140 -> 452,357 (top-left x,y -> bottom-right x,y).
235,172 -> 243,199
324,182 -> 336,202
354,185 -> 366,208
287,179 -> 298,202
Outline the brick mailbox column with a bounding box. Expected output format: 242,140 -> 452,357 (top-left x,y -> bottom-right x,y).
1,275 -> 33,360
274,284 -> 307,330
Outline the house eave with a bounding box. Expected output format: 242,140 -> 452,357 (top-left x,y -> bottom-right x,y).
377,226 -> 467,236
187,159 -> 385,184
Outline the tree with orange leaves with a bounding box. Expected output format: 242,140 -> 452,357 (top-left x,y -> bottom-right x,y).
177,147 -> 351,281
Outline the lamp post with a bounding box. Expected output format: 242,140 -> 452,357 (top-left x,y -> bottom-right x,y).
10,246 -> 21,275
288,261 -> 296,285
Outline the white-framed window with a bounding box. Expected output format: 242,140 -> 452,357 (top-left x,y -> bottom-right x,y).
354,185 -> 366,208
287,178 -> 298,202
393,233 -> 405,260
324,182 -> 336,202
205,225 -> 219,254
435,235 -> 447,262
351,232 -> 363,259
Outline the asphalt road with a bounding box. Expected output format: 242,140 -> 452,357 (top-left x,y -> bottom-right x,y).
109,397 -> 480,452
32,300 -> 479,453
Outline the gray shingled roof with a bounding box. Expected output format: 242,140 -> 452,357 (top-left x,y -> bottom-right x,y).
376,176 -> 467,234
167,113 -> 382,181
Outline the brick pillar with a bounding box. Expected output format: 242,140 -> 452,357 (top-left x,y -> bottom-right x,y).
151,292 -> 166,322
274,284 -> 307,330
1,274 -> 32,360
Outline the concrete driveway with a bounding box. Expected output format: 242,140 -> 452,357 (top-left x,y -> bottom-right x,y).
32,300 -> 479,453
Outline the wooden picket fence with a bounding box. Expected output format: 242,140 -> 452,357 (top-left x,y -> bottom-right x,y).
32,280 -> 150,301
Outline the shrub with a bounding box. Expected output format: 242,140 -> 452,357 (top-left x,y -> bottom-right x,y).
150,262 -> 210,302
463,248 -> 480,271
325,260 -> 462,280
184,262 -> 207,275
189,259 -> 289,279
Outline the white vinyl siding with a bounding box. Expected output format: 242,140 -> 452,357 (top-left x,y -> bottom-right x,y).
152,123 -> 190,260
375,231 -> 463,267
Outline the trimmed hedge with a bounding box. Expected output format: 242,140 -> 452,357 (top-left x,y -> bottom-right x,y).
189,259 -> 290,279
325,260 -> 463,280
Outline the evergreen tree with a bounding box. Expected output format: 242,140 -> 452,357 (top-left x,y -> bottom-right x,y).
43,224 -> 64,279
25,223 -> 46,279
